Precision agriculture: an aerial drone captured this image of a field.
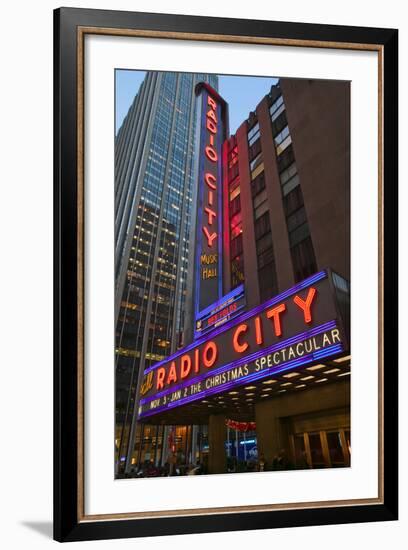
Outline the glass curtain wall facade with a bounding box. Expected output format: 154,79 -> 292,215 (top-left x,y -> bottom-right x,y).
115,71 -> 218,475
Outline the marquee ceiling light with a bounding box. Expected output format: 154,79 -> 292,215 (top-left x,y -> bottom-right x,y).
300,375 -> 315,381
333,354 -> 351,363
337,371 -> 351,377
306,364 -> 326,371
282,372 -> 300,378
315,378 -> 328,383
323,368 -> 341,374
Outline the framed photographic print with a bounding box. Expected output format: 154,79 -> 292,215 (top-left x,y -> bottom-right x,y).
54,7 -> 398,542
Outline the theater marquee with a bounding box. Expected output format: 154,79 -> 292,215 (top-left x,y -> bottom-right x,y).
138,270 -> 347,419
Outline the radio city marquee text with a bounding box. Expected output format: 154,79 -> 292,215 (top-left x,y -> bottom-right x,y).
138,276 -> 345,417
201,93 -> 219,264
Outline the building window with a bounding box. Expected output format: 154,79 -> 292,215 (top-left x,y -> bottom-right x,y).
271,110 -> 288,136
282,174 -> 300,196
249,151 -> 263,173
231,255 -> 244,289
251,171 -> 266,197
276,135 -> 292,156
283,185 -> 303,216
229,183 -> 240,202
259,261 -> 278,302
277,144 -> 295,173
274,125 -> 290,146
254,212 -> 278,300
291,237 -> 317,282
287,205 -> 307,233
229,194 -> 241,217
248,121 -> 260,145
254,211 -> 271,240
269,95 -> 283,118
271,103 -> 286,124
228,144 -> 239,182
231,233 -> 243,259
248,138 -> 262,162
284,187 -> 317,282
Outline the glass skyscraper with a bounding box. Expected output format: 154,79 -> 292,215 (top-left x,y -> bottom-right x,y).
114,71 -> 218,475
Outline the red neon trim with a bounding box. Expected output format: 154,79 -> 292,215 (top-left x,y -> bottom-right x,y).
293,287 -> 317,324
205,145 -> 218,162
255,316 -> 263,345
156,367 -> 165,390
180,355 -> 191,379
266,303 -> 286,337
202,227 -> 217,247
203,341 -> 218,368
205,173 -> 217,189
233,324 -> 249,353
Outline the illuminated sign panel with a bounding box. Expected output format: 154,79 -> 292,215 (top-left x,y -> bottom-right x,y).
139,271 -> 347,419
194,85 -> 226,316
195,284 -> 245,336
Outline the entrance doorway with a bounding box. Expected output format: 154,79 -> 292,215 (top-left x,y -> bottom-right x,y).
288,408 -> 350,469
291,429 -> 350,468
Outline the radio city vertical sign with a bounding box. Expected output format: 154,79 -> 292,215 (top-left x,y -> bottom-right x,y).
194,84 -> 227,317
138,270 -> 348,419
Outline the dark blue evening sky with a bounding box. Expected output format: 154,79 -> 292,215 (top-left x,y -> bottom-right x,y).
115,70 -> 278,135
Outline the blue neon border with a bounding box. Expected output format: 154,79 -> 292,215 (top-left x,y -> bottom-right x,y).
196,304 -> 246,337
144,269 -> 327,375
139,340 -> 343,419
196,283 -> 244,321
140,318 -> 337,407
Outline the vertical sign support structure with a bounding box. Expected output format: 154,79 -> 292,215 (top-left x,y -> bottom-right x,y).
194,84 -> 228,333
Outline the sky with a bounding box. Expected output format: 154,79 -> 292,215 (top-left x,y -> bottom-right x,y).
115,70 -> 278,135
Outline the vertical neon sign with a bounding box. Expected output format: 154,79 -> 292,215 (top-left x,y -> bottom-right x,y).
194,84 -> 227,320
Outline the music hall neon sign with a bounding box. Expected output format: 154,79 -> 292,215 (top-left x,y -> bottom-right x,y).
194,84 -> 226,317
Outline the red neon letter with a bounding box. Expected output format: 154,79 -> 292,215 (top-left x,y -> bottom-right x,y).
204,172 -> 216,189
233,324 -> 249,353
202,226 -> 217,247
194,348 -> 200,373
202,341 -> 218,368
204,207 -> 217,225
266,303 -> 286,337
293,287 -> 317,324
254,316 -> 263,345
166,361 -> 178,385
156,368 -> 165,390
208,96 -> 217,110
207,109 -> 218,124
208,190 -> 214,206
180,354 -> 191,379
206,118 -> 217,134
205,145 -> 218,162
